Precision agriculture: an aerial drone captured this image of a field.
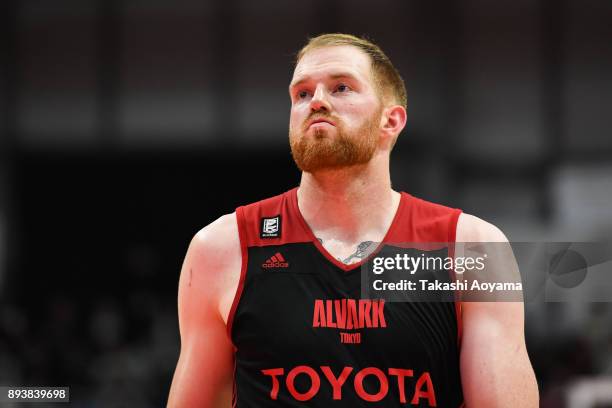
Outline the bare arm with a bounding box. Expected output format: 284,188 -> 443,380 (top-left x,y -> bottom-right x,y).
457,213 -> 539,407
167,214 -> 241,407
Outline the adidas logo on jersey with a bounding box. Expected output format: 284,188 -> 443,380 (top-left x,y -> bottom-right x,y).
262,252 -> 289,268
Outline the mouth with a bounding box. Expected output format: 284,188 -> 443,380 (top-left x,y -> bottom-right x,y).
307,118 -> 336,129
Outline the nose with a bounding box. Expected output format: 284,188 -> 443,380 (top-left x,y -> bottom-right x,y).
310,84 -> 331,112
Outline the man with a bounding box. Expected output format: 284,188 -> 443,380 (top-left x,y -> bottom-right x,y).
167,34 -> 539,407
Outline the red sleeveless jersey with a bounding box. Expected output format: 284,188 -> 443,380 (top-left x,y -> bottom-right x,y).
228,187 -> 464,407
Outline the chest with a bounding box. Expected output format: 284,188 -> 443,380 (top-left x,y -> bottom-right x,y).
232,243 -> 459,364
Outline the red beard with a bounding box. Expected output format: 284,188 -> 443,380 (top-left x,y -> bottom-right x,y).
289,110 -> 381,172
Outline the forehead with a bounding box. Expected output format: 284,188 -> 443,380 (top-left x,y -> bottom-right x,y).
291,45 -> 373,86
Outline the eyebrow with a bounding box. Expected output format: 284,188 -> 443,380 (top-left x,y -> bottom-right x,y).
289,72 -> 359,91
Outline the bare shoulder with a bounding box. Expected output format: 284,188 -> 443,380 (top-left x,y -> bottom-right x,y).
456,213 -> 522,306
456,213 -> 523,313
456,212 -> 508,243
189,212 -> 241,269
180,213 -> 242,324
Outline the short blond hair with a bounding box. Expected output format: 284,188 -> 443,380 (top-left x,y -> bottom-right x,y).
295,33 -> 407,109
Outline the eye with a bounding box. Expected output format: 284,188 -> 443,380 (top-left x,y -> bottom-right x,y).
297,90 -> 310,99
336,84 -> 349,93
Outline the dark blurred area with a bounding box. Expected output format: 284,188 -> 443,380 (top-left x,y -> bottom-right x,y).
1,0 -> 611,407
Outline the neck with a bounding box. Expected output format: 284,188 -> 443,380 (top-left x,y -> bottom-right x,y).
296,155 -> 400,242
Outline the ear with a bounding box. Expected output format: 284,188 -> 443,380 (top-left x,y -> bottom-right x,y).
380,105 -> 407,139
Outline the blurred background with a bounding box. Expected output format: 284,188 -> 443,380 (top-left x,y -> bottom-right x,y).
1,0 -> 611,406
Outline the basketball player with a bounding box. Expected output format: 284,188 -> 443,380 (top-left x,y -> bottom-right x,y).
167,34 -> 539,407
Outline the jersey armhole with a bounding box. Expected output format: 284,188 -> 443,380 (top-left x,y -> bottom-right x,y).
449,208 -> 463,349
226,206 -> 249,351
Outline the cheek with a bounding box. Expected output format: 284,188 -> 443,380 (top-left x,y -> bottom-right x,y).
341,96 -> 374,114
289,106 -> 308,126
341,105 -> 371,126
288,109 -> 299,127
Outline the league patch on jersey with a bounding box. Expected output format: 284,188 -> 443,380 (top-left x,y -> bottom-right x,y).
260,215 -> 281,238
